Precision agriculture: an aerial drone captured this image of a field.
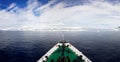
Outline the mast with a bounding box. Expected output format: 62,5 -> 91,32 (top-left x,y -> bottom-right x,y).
62,31 -> 64,41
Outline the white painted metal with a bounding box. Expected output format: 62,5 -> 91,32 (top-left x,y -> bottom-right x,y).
66,43 -> 92,62
37,42 -> 92,62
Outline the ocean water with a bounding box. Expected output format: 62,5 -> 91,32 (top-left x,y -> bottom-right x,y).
0,31 -> 120,62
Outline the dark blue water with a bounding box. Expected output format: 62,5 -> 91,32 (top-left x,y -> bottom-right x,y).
0,31 -> 120,62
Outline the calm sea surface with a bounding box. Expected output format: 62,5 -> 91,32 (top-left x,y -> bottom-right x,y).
0,31 -> 120,62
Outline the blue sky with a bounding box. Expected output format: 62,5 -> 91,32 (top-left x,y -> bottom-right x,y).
0,0 -> 52,8
0,0 -> 120,31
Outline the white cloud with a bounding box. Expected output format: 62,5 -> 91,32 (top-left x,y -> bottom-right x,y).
0,0 -> 120,31
6,3 -> 16,10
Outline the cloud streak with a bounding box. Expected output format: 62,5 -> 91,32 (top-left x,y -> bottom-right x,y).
0,0 -> 120,31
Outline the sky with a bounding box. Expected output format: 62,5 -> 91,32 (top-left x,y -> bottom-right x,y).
0,0 -> 120,31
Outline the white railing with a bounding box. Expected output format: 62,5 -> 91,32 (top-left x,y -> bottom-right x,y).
66,43 -> 92,62
37,42 -> 92,62
37,43 -> 61,62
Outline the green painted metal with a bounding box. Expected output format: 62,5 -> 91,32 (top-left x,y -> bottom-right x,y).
45,45 -> 85,62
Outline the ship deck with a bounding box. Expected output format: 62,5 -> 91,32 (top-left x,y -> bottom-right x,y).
37,42 -> 92,62
45,45 -> 85,62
